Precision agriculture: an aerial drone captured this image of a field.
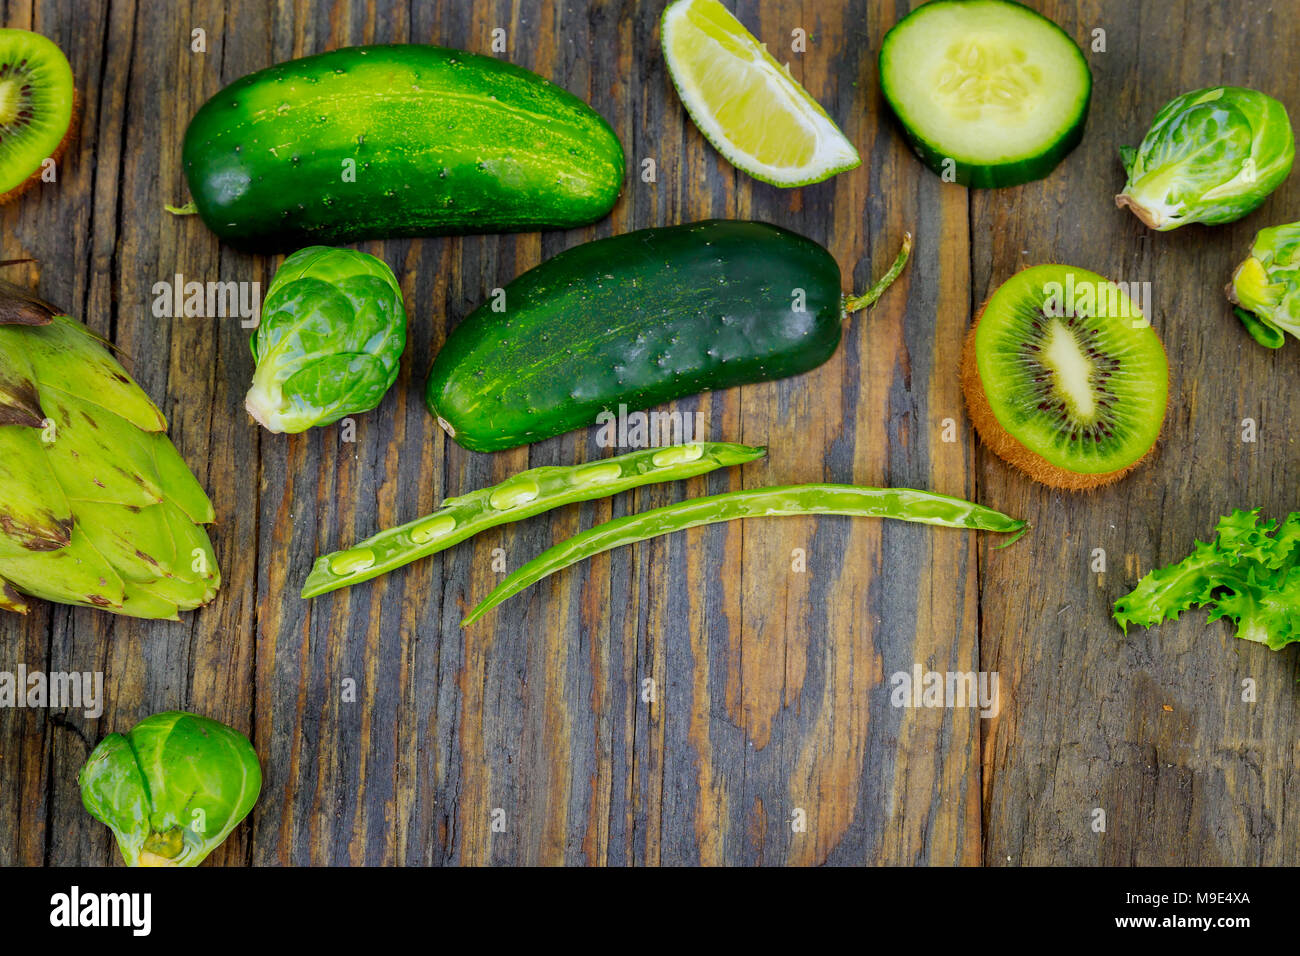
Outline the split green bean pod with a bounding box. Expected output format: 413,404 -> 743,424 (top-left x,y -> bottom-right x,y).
301,441 -> 766,598
462,484 -> 1027,625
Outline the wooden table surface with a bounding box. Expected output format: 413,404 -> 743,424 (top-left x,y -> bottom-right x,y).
2,0 -> 1298,867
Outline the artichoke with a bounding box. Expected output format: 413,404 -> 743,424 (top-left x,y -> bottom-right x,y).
1227,220 -> 1300,348
79,711 -> 262,867
244,246 -> 407,433
0,278 -> 220,618
1116,86 -> 1294,231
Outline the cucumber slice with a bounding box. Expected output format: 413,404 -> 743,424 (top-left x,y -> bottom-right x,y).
879,0 -> 1091,188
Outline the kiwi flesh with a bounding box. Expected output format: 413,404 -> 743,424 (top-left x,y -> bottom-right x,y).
0,29 -> 74,203
960,264 -> 1168,490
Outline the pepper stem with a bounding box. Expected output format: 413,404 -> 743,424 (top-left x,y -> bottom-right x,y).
165,201 -> 198,216
843,232 -> 912,314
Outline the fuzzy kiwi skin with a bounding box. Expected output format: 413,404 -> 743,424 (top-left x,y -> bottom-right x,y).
959,295 -> 1166,491
0,91 -> 76,205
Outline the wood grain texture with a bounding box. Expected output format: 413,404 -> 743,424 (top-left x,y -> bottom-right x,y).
0,0 -> 1296,867
976,0 -> 1300,867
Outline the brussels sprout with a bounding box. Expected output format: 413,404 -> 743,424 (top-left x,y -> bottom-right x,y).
1227,220 -> 1300,347
79,711 -> 261,867
1116,86 -> 1294,231
245,246 -> 407,433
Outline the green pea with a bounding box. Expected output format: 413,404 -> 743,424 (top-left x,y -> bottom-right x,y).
488,479 -> 541,510
329,548 -> 376,576
573,462 -> 624,484
651,443 -> 704,467
410,513 -> 457,544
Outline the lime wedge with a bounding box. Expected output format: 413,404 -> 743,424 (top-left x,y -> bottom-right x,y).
661,0 -> 860,187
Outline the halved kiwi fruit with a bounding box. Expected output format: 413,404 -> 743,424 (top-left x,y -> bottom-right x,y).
0,28 -> 74,203
961,264 -> 1168,490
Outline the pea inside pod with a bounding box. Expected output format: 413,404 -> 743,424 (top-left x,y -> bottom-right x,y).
410,513 -> 457,544
573,462 -> 624,484
301,441 -> 766,598
488,479 -> 542,510
462,484 -> 1027,625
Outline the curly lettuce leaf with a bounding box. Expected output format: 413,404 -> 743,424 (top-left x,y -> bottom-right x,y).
1213,508 -> 1278,566
1113,509 -> 1300,650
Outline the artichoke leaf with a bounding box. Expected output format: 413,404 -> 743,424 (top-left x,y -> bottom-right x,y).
149,432 -> 216,525
0,426 -> 72,557
19,315 -> 167,433
38,384 -> 165,508
0,276 -> 57,327
0,325 -> 44,426
119,503 -> 220,615
114,580 -> 184,621
70,500 -> 217,617
0,281 -> 221,618
0,524 -> 128,611
73,499 -> 178,585
156,500 -> 220,592
0,579 -> 29,613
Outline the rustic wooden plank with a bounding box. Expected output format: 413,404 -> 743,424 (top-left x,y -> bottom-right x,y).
553,0 -> 983,866
0,0 -> 89,868
0,0 -> 983,869
247,0 -> 417,866
977,0 -> 1300,865
5,0 -> 1300,871
3,0 -> 149,867
58,0 -> 262,868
